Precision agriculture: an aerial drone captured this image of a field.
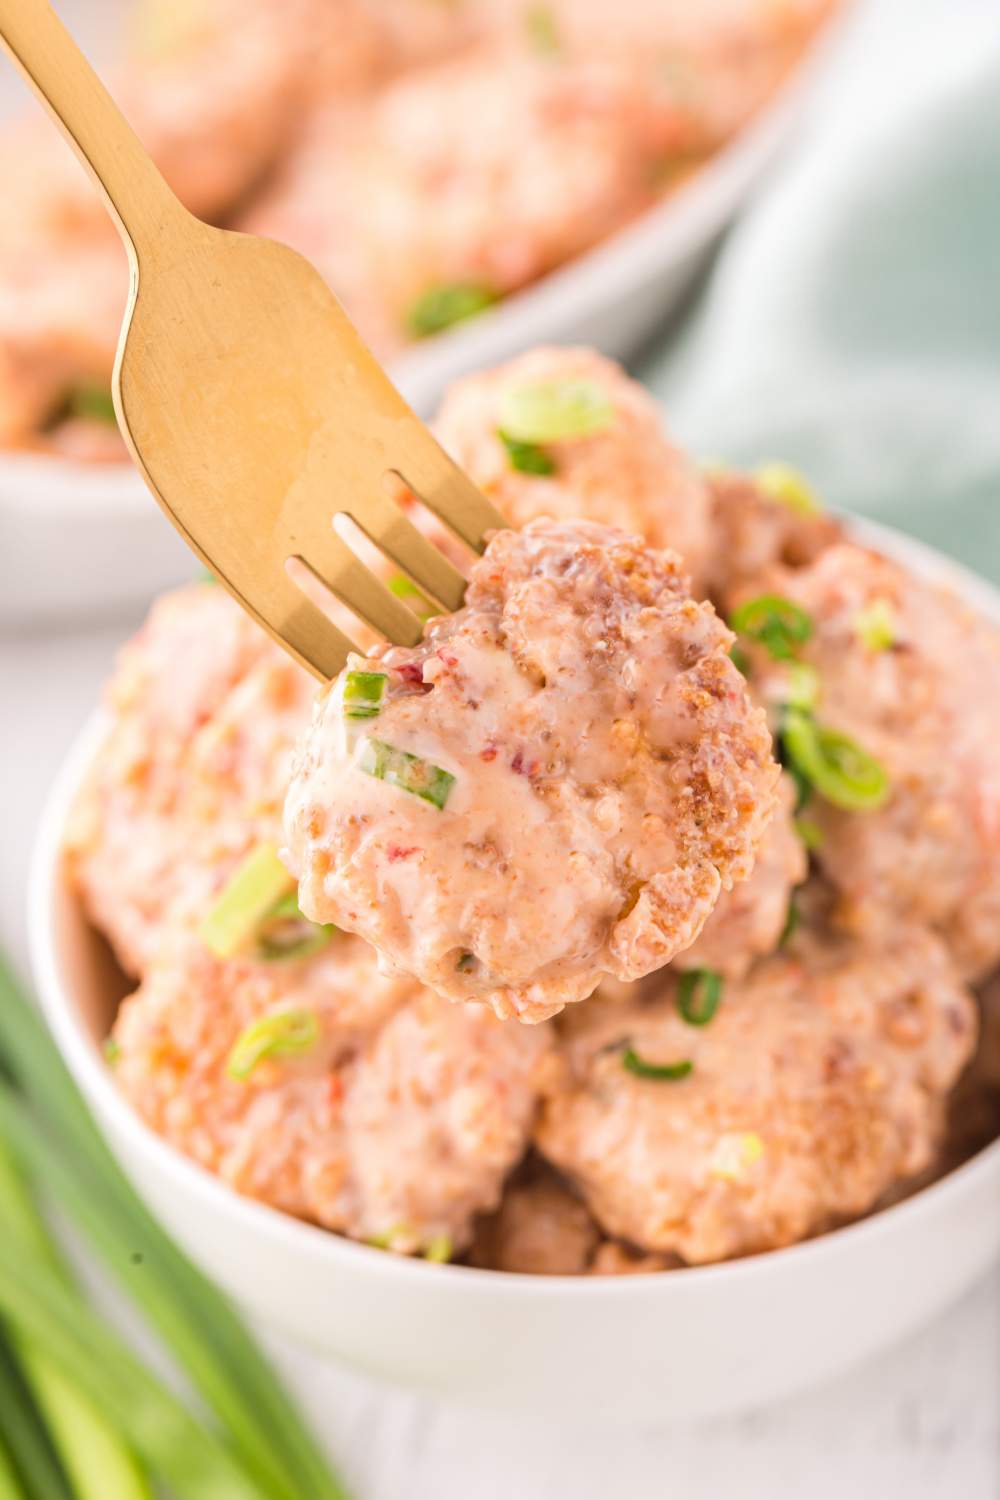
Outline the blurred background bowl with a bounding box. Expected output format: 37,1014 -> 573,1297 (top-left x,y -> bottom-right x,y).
0,0 -> 847,625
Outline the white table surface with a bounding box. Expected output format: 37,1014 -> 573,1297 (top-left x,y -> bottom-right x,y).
1,6 -> 998,1496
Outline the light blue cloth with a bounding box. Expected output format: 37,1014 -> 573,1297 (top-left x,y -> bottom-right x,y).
642,0 -> 1000,580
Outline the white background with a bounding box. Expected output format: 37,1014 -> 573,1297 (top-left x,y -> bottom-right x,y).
1,3 -> 998,1496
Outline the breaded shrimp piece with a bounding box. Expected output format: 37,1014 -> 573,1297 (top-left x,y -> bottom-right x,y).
739,543 -> 1000,979
534,928 -> 977,1262
677,771 -> 806,977
702,465 -> 842,609
113,930 -> 550,1252
67,584 -> 310,974
431,348 -> 713,590
285,520 -> 779,1022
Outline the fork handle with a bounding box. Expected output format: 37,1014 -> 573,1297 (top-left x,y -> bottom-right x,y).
0,0 -> 184,258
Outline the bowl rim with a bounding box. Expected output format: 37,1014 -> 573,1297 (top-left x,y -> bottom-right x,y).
27,511 -> 1000,1299
0,2 -> 851,516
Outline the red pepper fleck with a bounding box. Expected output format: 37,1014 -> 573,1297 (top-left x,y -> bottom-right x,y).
511,750 -> 525,774
437,649 -> 459,668
480,746 -> 498,762
395,662 -> 425,687
327,1075 -> 344,1109
387,844 -> 420,862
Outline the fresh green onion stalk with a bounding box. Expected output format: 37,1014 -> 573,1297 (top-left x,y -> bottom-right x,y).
0,953 -> 349,1500
496,430 -> 556,476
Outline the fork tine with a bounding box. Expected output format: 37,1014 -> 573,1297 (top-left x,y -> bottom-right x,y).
391,429 -> 508,553
298,528 -> 424,650
342,491 -> 469,613
243,571 -> 358,683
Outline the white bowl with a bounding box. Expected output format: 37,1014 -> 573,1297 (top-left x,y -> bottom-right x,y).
1,10 -> 850,628
27,515 -> 1000,1422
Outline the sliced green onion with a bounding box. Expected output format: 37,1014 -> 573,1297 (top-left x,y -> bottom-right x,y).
794,816 -> 825,850
677,969 -> 722,1027
497,429 -> 556,476
778,897 -> 800,948
343,671 -> 386,721
66,383 -> 117,425
359,738 -> 455,810
406,283 -> 497,339
781,710 -> 890,813
621,1047 -> 693,1082
729,595 -> 813,661
0,956 -> 346,1500
199,844 -> 295,960
497,378 -> 616,445
854,597 -> 897,652
366,1223 -> 414,1252
227,1009 -> 320,1082
253,892 -> 335,963
102,1037 -> 121,1066
754,461 -> 822,516
424,1234 -> 453,1264
388,574 -> 435,621
525,2 -> 559,52
785,661 -> 820,711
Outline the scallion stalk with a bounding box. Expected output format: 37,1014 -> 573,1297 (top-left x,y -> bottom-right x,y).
0,954 -> 349,1500
0,1140 -> 151,1500
0,1333 -> 73,1500
0,1430 -> 25,1500
199,844 -> 296,960
0,1242 -> 268,1500
343,671 -> 386,721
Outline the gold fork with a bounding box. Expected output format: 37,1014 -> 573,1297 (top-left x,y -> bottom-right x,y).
0,0 -> 505,680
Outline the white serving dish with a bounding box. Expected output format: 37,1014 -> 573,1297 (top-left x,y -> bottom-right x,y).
28,516 -> 1000,1424
0,9 -> 849,627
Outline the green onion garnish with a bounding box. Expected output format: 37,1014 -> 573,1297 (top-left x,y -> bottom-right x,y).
388,574 -> 435,621
778,897 -> 800,948
729,595 -> 813,661
406,283 -> 497,339
621,1047 -> 693,1082
343,671 -> 386,721
253,892 -> 336,964
198,843 -> 295,961
677,969 -> 722,1027
785,661 -> 820,712
781,710 -> 889,813
729,644 -> 750,677
424,1234 -> 453,1264
227,1009 -> 319,1082
794,816 -> 825,850
359,738 -> 455,810
854,597 -> 896,652
66,383 -> 117,425
525,3 -> 559,53
754,461 -> 822,516
497,378 -> 616,445
497,429 -> 556,476
102,1038 -> 121,1067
